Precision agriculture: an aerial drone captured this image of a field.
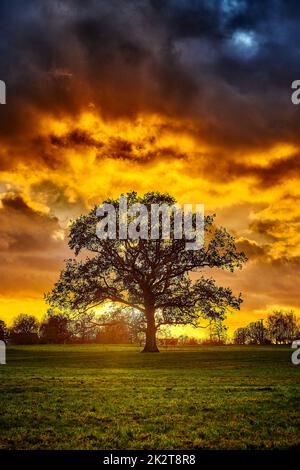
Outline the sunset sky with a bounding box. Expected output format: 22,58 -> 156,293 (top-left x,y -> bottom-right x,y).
0,0 -> 299,334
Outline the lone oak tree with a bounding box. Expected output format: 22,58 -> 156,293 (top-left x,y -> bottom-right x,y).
46,192 -> 246,352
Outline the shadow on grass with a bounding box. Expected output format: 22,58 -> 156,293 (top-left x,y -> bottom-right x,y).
5,344 -> 293,371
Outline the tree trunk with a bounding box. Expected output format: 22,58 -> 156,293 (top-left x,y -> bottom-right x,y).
142,307 -> 159,353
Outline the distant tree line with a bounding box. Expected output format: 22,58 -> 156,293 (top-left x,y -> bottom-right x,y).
2,309 -> 298,346
0,310 -> 141,345
233,310 -> 300,345
0,309 -> 209,346
0,309 -> 229,346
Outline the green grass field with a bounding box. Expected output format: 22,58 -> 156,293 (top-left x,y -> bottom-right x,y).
0,344 -> 299,449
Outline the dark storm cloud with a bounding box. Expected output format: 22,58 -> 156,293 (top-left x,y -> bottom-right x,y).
45,127 -> 187,163
185,148 -> 300,188
0,194 -> 64,253
49,130 -> 104,149
0,0 -> 300,152
249,218 -> 282,241
0,194 -> 70,297
235,238 -> 270,260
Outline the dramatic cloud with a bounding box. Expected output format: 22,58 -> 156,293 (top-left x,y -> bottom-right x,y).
1,0 -> 300,148
0,194 -> 70,302
0,0 -> 299,329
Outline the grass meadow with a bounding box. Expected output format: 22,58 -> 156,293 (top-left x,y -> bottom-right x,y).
0,344 -> 299,450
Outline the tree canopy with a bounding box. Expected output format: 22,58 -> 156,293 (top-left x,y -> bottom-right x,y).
46,191 -> 246,352
233,310 -> 300,345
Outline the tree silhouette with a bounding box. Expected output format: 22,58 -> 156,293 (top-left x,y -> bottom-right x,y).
266,310 -> 299,344
0,320 -> 9,343
46,192 -> 246,352
209,318 -> 228,344
233,327 -> 248,345
40,311 -> 71,344
12,314 -> 39,335
11,313 -> 39,345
